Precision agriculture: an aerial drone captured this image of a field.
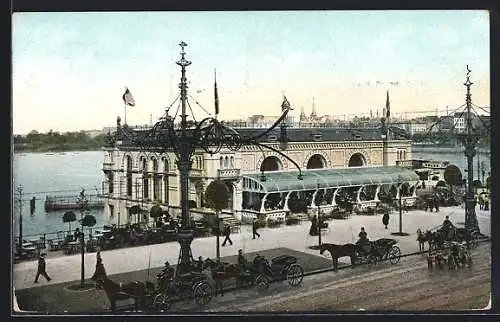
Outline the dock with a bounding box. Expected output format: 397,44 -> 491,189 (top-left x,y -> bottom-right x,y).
44,194 -> 104,212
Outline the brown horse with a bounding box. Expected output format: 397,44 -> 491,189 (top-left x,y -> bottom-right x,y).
416,229 -> 432,252
92,263 -> 149,313
319,243 -> 357,271
203,258 -> 249,296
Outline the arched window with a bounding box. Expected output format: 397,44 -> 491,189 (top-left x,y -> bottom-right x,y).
163,157 -> 169,203
230,156 -> 234,168
108,171 -> 114,194
126,155 -> 133,197
152,158 -> 159,201
141,157 -> 149,200
260,156 -> 283,172
306,154 -> 326,169
224,156 -> 229,168
219,156 -> 224,169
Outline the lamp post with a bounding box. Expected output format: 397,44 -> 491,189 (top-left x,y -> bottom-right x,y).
116,42 -> 303,276
317,181 -> 322,247
391,175 -> 409,236
457,66 -> 481,235
17,185 -> 23,252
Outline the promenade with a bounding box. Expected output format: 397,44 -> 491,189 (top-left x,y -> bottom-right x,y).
13,205 -> 491,292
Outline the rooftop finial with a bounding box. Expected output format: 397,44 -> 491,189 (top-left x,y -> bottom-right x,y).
465,65 -> 473,87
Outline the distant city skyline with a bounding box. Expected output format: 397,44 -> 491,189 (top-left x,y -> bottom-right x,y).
12,10 -> 490,135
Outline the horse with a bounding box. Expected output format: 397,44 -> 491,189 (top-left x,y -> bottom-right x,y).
319,243 -> 357,271
92,263 -> 149,313
416,229 -> 432,252
203,258 -> 248,297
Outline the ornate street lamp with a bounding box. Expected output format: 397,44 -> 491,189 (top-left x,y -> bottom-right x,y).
113,42 -> 303,275
457,66 -> 483,235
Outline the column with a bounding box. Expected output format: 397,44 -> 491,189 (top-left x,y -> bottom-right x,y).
260,193 -> 269,213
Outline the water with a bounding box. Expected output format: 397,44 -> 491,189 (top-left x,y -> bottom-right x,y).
412,147 -> 491,177
12,151 -> 112,239
12,147 -> 491,239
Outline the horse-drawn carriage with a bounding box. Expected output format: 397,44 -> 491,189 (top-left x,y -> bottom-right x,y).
203,254 -> 304,295
319,238 -> 401,270
417,224 -> 481,252
358,238 -> 401,265
252,254 -> 304,290
151,270 -> 213,311
93,262 -> 213,312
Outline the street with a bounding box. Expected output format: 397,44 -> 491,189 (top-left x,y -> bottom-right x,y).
199,242 -> 490,312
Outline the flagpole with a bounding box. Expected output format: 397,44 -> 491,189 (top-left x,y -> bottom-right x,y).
124,102 -> 127,125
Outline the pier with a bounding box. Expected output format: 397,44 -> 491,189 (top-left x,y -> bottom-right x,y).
44,194 -> 104,212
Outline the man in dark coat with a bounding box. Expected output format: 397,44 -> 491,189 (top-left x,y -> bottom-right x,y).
34,253 -> 51,283
382,212 -> 390,229
252,218 -> 261,239
221,224 -> 233,246
309,215 -> 318,236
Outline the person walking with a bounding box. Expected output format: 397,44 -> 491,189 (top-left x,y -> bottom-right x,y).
382,212 -> 390,229
221,224 -> 233,246
34,253 -> 51,283
252,218 -> 261,239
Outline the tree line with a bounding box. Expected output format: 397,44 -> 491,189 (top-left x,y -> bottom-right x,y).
13,130 -> 108,153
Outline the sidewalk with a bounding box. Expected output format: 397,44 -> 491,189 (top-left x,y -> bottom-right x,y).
13,206 -> 491,291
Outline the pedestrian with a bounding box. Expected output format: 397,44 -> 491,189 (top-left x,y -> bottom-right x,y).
252,218 -> 261,239
382,212 -> 390,229
34,253 -> 51,283
221,224 -> 233,246
91,248 -> 107,287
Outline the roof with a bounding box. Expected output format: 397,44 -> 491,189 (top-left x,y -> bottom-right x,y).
242,166 -> 420,194
234,127 -> 384,142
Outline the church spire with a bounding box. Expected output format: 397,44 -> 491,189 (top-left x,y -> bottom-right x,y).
299,105 -> 306,122
385,90 -> 390,119
310,97 -> 317,119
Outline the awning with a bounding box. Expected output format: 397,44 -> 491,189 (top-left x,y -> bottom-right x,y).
242,166 -> 420,194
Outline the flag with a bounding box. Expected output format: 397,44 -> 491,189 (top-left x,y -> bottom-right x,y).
385,90 -> 390,118
281,95 -> 291,112
214,70 -> 219,115
122,87 -> 136,106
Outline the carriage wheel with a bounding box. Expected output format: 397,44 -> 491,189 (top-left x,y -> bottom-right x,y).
286,264 -> 304,287
388,246 -> 401,264
193,281 -> 213,306
153,293 -> 172,312
255,274 -> 270,291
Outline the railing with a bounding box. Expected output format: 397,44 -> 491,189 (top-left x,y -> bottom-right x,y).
218,168 -> 240,179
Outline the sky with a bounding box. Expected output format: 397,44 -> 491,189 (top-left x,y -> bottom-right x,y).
12,10 -> 490,135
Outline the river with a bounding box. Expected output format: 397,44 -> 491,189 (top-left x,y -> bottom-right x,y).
12,147 -> 491,239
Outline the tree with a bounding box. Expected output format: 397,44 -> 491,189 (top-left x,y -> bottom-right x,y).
82,214 -> 96,235
443,164 -> 463,193
204,180 -> 230,261
150,204 -> 163,228
436,180 -> 447,188
62,211 -> 76,234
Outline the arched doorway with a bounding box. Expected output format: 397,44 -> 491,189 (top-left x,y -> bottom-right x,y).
307,154 -> 326,169
260,156 -> 283,172
348,153 -> 366,167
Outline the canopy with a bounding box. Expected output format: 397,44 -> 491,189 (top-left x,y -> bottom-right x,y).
242,166 -> 420,194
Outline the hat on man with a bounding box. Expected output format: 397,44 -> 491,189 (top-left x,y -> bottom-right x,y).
40,253 -> 47,257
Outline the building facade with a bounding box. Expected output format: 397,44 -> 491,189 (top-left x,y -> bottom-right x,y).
100,120 -> 414,226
